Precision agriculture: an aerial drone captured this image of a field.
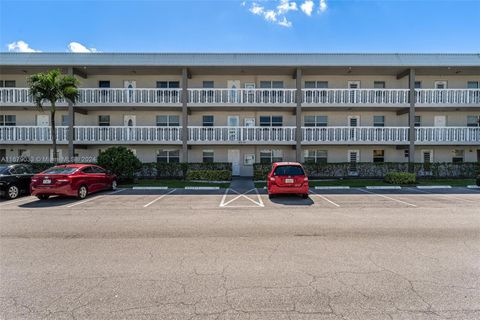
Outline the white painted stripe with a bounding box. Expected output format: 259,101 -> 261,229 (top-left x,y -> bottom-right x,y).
219,188 -> 230,207
309,190 -> 340,207
410,188 -> 477,203
366,186 -> 401,190
359,188 -> 417,207
466,185 -> 480,189
255,187 -> 264,207
315,186 -> 350,190
133,186 -> 168,190
66,189 -> 125,208
417,185 -> 452,189
0,196 -> 36,207
220,188 -> 264,207
185,186 -> 219,190
143,188 -> 176,208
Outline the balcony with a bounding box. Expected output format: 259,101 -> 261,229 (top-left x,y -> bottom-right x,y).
1,126 -> 478,145
188,126 -> 296,144
187,88 -> 297,106
1,88 -> 479,107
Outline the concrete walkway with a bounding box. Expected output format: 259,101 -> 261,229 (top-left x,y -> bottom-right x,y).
229,177 -> 255,192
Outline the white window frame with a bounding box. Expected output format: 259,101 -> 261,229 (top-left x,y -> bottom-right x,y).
202,150 -> 214,163
434,81 -> 448,89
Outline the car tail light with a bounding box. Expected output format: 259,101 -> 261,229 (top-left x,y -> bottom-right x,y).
56,179 -> 70,185
269,177 -> 275,181
303,177 -> 309,181
31,178 -> 38,182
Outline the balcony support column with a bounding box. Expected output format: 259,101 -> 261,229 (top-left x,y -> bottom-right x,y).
67,67 -> 75,163
295,68 -> 302,162
408,68 -> 416,172
181,67 -> 189,163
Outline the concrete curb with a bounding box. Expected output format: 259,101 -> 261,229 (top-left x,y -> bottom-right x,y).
184,186 -> 220,190
366,186 -> 401,190
132,186 -> 168,190
315,186 -> 350,190
466,185 -> 480,189
417,185 -> 452,189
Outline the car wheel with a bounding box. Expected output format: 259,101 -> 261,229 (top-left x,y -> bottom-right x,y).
36,195 -> 50,200
302,194 -> 309,199
6,185 -> 19,200
77,185 -> 88,199
110,180 -> 117,191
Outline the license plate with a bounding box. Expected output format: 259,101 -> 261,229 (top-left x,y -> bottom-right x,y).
285,178 -> 294,184
43,179 -> 51,184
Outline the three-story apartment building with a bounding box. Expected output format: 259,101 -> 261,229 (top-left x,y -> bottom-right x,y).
1,53 -> 479,176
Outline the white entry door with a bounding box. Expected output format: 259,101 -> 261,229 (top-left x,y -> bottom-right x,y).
228,149 -> 241,176
434,115 -> 446,127
227,116 -> 240,141
124,115 -> 136,126
36,114 -> 49,126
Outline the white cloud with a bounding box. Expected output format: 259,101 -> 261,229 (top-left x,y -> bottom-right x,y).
278,17 -> 293,28
67,42 -> 98,53
7,40 -> 41,53
300,0 -> 314,16
264,10 -> 277,22
277,0 -> 297,14
319,0 -> 327,13
249,2 -> 264,15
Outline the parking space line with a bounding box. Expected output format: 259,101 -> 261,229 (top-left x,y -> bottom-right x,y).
219,188 -> 264,207
143,188 -> 177,208
359,189 -> 417,207
309,190 -> 340,207
407,187 -> 477,203
66,189 -> 125,208
0,196 -> 36,207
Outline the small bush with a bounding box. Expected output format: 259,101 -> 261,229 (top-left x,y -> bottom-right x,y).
97,146 -> 142,182
384,172 -> 416,185
186,170 -> 232,181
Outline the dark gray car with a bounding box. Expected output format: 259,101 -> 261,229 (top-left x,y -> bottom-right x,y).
0,164 -> 35,199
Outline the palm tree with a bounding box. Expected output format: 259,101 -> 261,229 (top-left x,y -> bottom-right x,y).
28,69 -> 79,164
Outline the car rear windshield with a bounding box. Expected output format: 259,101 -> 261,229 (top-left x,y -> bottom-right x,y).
273,165 -> 304,176
42,167 -> 78,174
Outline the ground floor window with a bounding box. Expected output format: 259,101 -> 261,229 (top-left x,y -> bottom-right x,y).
304,150 -> 328,163
260,150 -> 283,164
202,150 -> 214,163
157,150 -> 180,163
452,149 -> 464,163
373,150 -> 385,163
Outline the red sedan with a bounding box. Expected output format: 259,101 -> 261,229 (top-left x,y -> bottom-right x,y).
267,162 -> 309,199
31,164 -> 117,200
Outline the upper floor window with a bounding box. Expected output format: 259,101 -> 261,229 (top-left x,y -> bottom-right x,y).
0,115 -> 16,126
305,81 -> 328,89
61,115 -> 69,126
202,115 -> 214,127
415,115 -> 421,127
467,115 -> 480,127
260,116 -> 283,127
202,81 -> 214,88
260,81 -> 284,88
304,115 -> 328,127
0,80 -> 16,87
157,81 -> 180,88
98,115 -> 110,126
414,81 -> 422,89
374,81 -> 386,89
434,81 -> 447,89
99,81 -> 110,88
156,115 -> 180,127
467,81 -> 479,89
373,116 -> 385,127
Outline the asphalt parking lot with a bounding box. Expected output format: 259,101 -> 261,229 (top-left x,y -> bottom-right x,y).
1,187 -> 480,319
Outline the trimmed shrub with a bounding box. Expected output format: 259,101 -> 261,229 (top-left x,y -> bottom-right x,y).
97,146 -> 142,182
384,172 -> 416,185
186,170 -> 232,181
253,163 -> 273,181
137,162 -> 232,179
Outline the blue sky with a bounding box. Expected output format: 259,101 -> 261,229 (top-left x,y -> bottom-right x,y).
1,0 -> 479,53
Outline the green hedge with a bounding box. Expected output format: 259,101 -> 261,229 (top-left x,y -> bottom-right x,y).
186,170 -> 232,181
384,172 -> 416,185
138,162 -> 232,179
254,162 -> 480,180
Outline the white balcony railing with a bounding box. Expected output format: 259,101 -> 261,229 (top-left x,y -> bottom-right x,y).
416,89 -> 480,105
302,89 -> 411,105
2,88 -> 480,106
1,126 -> 479,144
188,89 -> 297,105
302,127 -> 410,144
188,126 -> 296,143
